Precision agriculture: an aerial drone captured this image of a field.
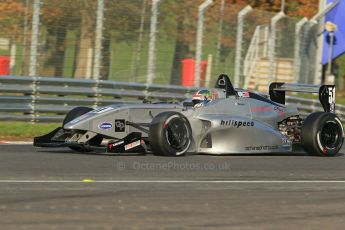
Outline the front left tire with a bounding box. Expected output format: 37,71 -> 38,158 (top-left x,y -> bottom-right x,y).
149,112 -> 192,156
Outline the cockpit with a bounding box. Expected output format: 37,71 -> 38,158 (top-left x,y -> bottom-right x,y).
187,74 -> 237,108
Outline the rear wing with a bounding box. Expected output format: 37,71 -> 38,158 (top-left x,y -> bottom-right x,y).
269,82 -> 336,113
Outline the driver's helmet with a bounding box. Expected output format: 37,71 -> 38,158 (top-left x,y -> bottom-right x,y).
192,89 -> 213,108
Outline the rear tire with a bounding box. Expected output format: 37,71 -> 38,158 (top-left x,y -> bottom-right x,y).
301,112 -> 344,157
149,112 -> 192,156
63,107 -> 103,152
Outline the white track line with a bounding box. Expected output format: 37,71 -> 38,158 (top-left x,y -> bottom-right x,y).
1,180 -> 345,183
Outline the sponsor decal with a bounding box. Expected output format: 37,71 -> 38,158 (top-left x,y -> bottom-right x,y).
238,91 -> 250,98
93,107 -> 113,114
108,140 -> 124,151
245,145 -> 278,151
125,140 -> 141,151
112,140 -> 124,147
220,120 -> 254,128
99,122 -> 113,130
251,106 -> 272,113
274,106 -> 286,117
251,106 -> 286,118
115,119 -> 126,132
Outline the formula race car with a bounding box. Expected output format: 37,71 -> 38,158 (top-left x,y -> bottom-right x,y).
34,74 -> 344,157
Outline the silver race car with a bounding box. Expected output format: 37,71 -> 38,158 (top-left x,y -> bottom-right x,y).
34,74 -> 344,157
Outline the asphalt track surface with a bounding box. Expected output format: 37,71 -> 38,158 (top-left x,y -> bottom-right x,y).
1,145 -> 345,229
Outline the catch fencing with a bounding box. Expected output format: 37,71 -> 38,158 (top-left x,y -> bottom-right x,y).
0,0 -> 321,89
0,76 -> 344,123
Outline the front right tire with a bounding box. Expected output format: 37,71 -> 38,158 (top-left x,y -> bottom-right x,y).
63,107 -> 103,152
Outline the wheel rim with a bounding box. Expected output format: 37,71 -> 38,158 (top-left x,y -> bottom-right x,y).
320,121 -> 341,149
165,117 -> 189,151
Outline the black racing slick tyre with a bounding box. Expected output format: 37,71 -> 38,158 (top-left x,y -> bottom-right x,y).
63,107 -> 93,125
63,107 -> 103,152
149,112 -> 192,156
301,112 -> 344,157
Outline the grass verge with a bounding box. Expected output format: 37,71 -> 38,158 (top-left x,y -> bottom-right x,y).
0,122 -> 60,141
